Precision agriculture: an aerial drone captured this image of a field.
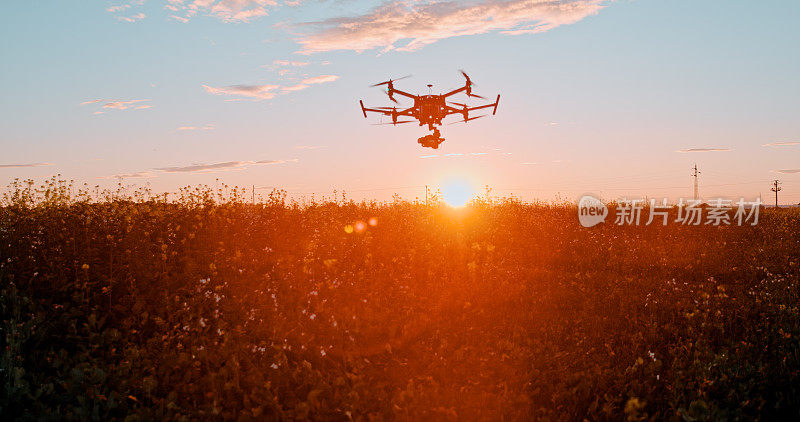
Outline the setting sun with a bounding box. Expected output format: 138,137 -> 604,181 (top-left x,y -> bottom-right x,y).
441,180 -> 475,207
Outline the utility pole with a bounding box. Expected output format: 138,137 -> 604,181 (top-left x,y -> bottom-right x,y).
252,185 -> 255,204
425,185 -> 429,204
691,164 -> 700,201
771,180 -> 782,208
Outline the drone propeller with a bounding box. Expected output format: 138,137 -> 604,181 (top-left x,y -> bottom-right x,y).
449,115 -> 487,125
370,75 -> 412,87
459,69 -> 486,98
449,102 -> 468,108
459,70 -> 472,85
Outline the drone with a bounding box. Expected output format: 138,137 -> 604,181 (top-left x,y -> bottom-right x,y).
359,71 -> 500,149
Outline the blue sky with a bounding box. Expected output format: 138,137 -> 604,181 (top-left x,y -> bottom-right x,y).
1,0 -> 799,203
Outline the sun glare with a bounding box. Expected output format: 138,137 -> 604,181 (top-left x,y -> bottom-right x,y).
441,180 -> 474,207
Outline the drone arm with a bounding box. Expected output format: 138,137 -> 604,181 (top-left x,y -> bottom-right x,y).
361,106 -> 393,116
442,95 -> 500,120
390,88 -> 417,99
397,107 -> 416,116
443,85 -> 467,98
459,96 -> 500,114
463,103 -> 494,112
359,105 -> 415,119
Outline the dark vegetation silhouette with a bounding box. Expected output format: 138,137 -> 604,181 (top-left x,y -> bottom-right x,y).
2,177 -> 799,420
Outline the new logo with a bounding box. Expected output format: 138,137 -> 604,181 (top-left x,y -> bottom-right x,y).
578,195 -> 608,227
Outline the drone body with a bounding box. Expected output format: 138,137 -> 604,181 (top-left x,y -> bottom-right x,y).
360,71 -> 500,149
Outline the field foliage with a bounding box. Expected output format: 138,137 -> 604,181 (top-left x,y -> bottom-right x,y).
2,178 -> 799,420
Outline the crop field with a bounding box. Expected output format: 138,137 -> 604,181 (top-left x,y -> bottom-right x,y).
1,180 -> 799,420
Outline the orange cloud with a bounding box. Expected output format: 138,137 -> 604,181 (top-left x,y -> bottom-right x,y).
676,148 -> 731,153
118,12 -> 146,22
763,141 -> 800,147
103,100 -> 150,110
155,159 -> 297,173
296,0 -> 607,54
178,124 -> 216,131
0,162 -> 53,168
81,99 -> 152,112
301,75 -> 339,84
202,84 -> 280,100
274,59 -> 310,67
282,84 -> 310,92
170,0 -> 277,23
204,75 -> 338,100
101,172 -> 155,179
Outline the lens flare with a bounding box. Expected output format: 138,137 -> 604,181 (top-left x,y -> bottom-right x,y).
355,221 -> 367,232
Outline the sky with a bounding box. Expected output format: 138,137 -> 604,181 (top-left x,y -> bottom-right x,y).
1,0 -> 799,204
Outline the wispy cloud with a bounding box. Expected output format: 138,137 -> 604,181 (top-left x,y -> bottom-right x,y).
763,141 -> 800,147
294,145 -> 325,150
295,0 -> 606,54
155,161 -> 251,173
104,100 -> 148,110
282,84 -> 310,93
273,59 -> 309,67
0,162 -> 53,168
81,99 -> 153,112
202,84 -> 279,100
772,169 -> 800,174
177,124 -> 216,131
301,75 -> 338,85
419,151 -> 492,159
118,12 -> 146,22
107,5 -> 131,12
100,171 -> 155,179
676,148 -> 731,153
204,75 -> 338,100
254,159 -> 296,165
163,0 -> 276,23
155,159 -> 297,173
